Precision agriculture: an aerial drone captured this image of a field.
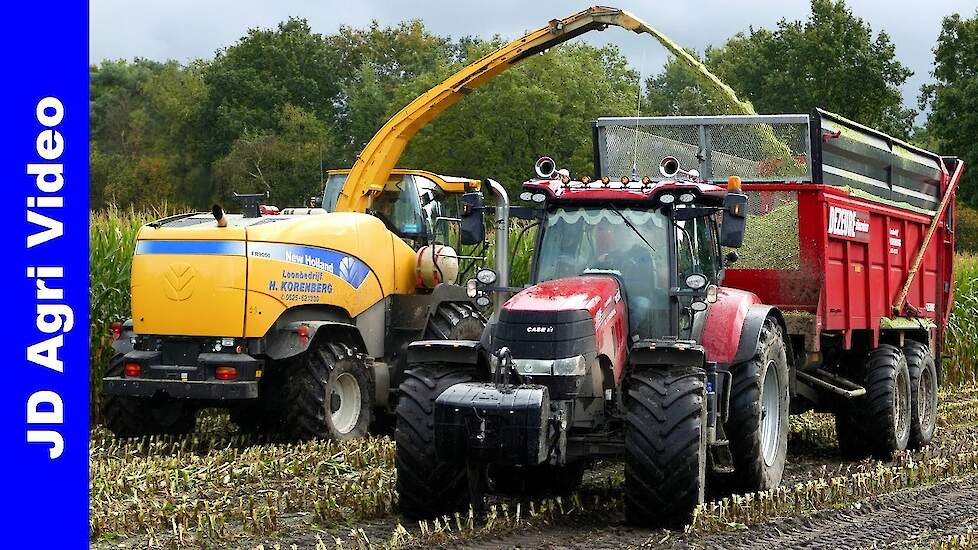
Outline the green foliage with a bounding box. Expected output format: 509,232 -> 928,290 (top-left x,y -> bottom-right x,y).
920,9 -> 978,208
946,253 -> 978,386
957,205 -> 978,254
646,0 -> 915,137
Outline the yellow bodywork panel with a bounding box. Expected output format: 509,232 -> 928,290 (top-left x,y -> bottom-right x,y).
131,225 -> 248,337
130,212 -> 419,339
328,168 -> 480,196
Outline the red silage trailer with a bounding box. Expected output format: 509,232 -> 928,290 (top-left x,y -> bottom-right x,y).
594,110 -> 964,459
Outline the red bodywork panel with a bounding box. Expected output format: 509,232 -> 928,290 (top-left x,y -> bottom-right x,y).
503,276 -> 629,381
724,180 -> 957,353
522,178 -> 727,205
701,287 -> 763,365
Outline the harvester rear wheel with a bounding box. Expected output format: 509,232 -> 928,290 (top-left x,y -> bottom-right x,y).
624,367 -> 706,526
425,302 -> 485,341
284,342 -> 373,441
395,364 -> 474,520
903,340 -> 938,448
861,344 -> 912,459
101,354 -> 197,437
725,316 -> 789,492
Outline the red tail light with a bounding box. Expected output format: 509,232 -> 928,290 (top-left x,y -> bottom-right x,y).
124,363 -> 141,377
111,321 -> 122,340
215,366 -> 237,381
298,324 -> 310,346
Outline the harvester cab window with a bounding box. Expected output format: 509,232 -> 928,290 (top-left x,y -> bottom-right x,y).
371,175 -> 427,245
535,207 -> 670,338
414,175 -> 451,244
321,173 -> 348,212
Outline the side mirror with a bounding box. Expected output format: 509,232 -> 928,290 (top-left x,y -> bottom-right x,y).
310,195 -> 323,208
419,189 -> 435,207
720,192 -> 748,248
459,191 -> 486,245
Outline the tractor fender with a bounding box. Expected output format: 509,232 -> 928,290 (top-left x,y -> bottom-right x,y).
406,339 -> 485,368
701,287 -> 774,366
730,305 -> 787,365
264,320 -> 368,361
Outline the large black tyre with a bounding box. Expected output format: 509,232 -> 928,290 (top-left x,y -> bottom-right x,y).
101,354 -> 197,437
903,340 -> 938,449
283,342 -> 373,441
425,302 -> 485,340
725,316 -> 790,492
861,344 -> 912,459
624,367 -> 707,526
489,462 -> 586,497
395,365 -> 475,520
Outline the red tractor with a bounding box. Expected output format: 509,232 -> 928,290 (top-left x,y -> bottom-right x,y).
394,112 -> 962,525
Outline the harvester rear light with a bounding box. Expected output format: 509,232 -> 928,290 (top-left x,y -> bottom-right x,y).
297,324 -> 310,346
110,321 -> 122,340
215,366 -> 238,380
124,363 -> 141,377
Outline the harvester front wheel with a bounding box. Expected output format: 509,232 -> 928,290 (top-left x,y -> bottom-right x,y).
284,342 -> 373,441
395,365 -> 474,520
903,340 -> 937,448
624,367 -> 706,526
725,316 -> 789,492
862,344 -> 912,459
101,354 -> 197,437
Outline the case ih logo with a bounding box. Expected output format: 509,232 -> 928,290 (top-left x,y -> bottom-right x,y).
827,206 -> 870,242
526,326 -> 554,333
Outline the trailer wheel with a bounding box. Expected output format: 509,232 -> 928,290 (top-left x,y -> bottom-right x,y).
725,316 -> 790,492
624,367 -> 706,526
101,354 -> 198,437
903,340 -> 938,448
425,302 -> 485,340
862,344 -> 912,459
488,462 -> 586,496
395,365 -> 474,520
284,342 -> 373,441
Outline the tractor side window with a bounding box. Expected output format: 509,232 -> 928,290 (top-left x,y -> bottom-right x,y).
675,216 -> 719,281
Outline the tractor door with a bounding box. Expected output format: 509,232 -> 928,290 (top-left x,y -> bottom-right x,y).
674,214 -> 721,337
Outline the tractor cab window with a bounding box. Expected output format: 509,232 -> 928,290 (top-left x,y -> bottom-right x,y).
674,214 -> 719,282
535,206 -> 671,338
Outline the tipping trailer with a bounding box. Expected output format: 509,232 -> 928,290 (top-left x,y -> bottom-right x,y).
396,111 -> 962,525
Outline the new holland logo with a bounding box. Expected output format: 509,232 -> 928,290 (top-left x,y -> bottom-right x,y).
827,206 -> 870,242
163,262 -> 196,301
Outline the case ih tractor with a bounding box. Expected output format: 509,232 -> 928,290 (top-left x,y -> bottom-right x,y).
395,112 -> 962,524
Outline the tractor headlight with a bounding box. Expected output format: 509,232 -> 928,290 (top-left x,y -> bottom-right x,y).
685,273 -> 708,290
552,355 -> 587,376
659,194 -> 675,204
679,192 -> 695,203
520,191 -> 533,201
532,193 -> 547,203
466,279 -> 478,298
476,268 -> 497,285
706,284 -> 719,303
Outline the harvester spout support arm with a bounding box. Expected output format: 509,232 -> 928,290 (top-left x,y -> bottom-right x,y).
335,5 -> 757,212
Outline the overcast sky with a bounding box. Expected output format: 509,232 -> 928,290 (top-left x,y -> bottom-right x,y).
91,1 -> 977,123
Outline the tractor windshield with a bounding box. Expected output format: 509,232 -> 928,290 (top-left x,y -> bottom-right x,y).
535,207 -> 671,338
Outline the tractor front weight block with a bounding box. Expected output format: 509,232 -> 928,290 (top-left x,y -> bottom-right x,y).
434,383 -> 550,466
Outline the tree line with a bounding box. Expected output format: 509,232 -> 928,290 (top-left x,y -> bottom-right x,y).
90,0 -> 978,210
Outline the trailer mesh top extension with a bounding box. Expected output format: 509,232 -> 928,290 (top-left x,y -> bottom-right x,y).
593,110 -> 944,214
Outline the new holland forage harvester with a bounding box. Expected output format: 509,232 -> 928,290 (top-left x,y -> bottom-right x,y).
100,5 -> 963,525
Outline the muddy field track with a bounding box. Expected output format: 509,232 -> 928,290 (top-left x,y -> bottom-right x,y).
91,385 -> 978,549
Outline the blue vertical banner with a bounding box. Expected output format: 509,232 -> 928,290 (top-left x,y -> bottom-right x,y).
0,1 -> 89,547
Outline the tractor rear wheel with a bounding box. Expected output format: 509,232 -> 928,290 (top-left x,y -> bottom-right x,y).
861,344 -> 912,459
283,342 -> 373,441
624,367 -> 706,526
903,340 -> 938,449
395,365 -> 474,520
425,302 -> 485,340
101,354 -> 197,437
725,316 -> 790,492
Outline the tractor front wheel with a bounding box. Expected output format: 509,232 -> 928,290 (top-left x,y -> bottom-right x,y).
624,367 -> 707,526
395,365 -> 475,520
